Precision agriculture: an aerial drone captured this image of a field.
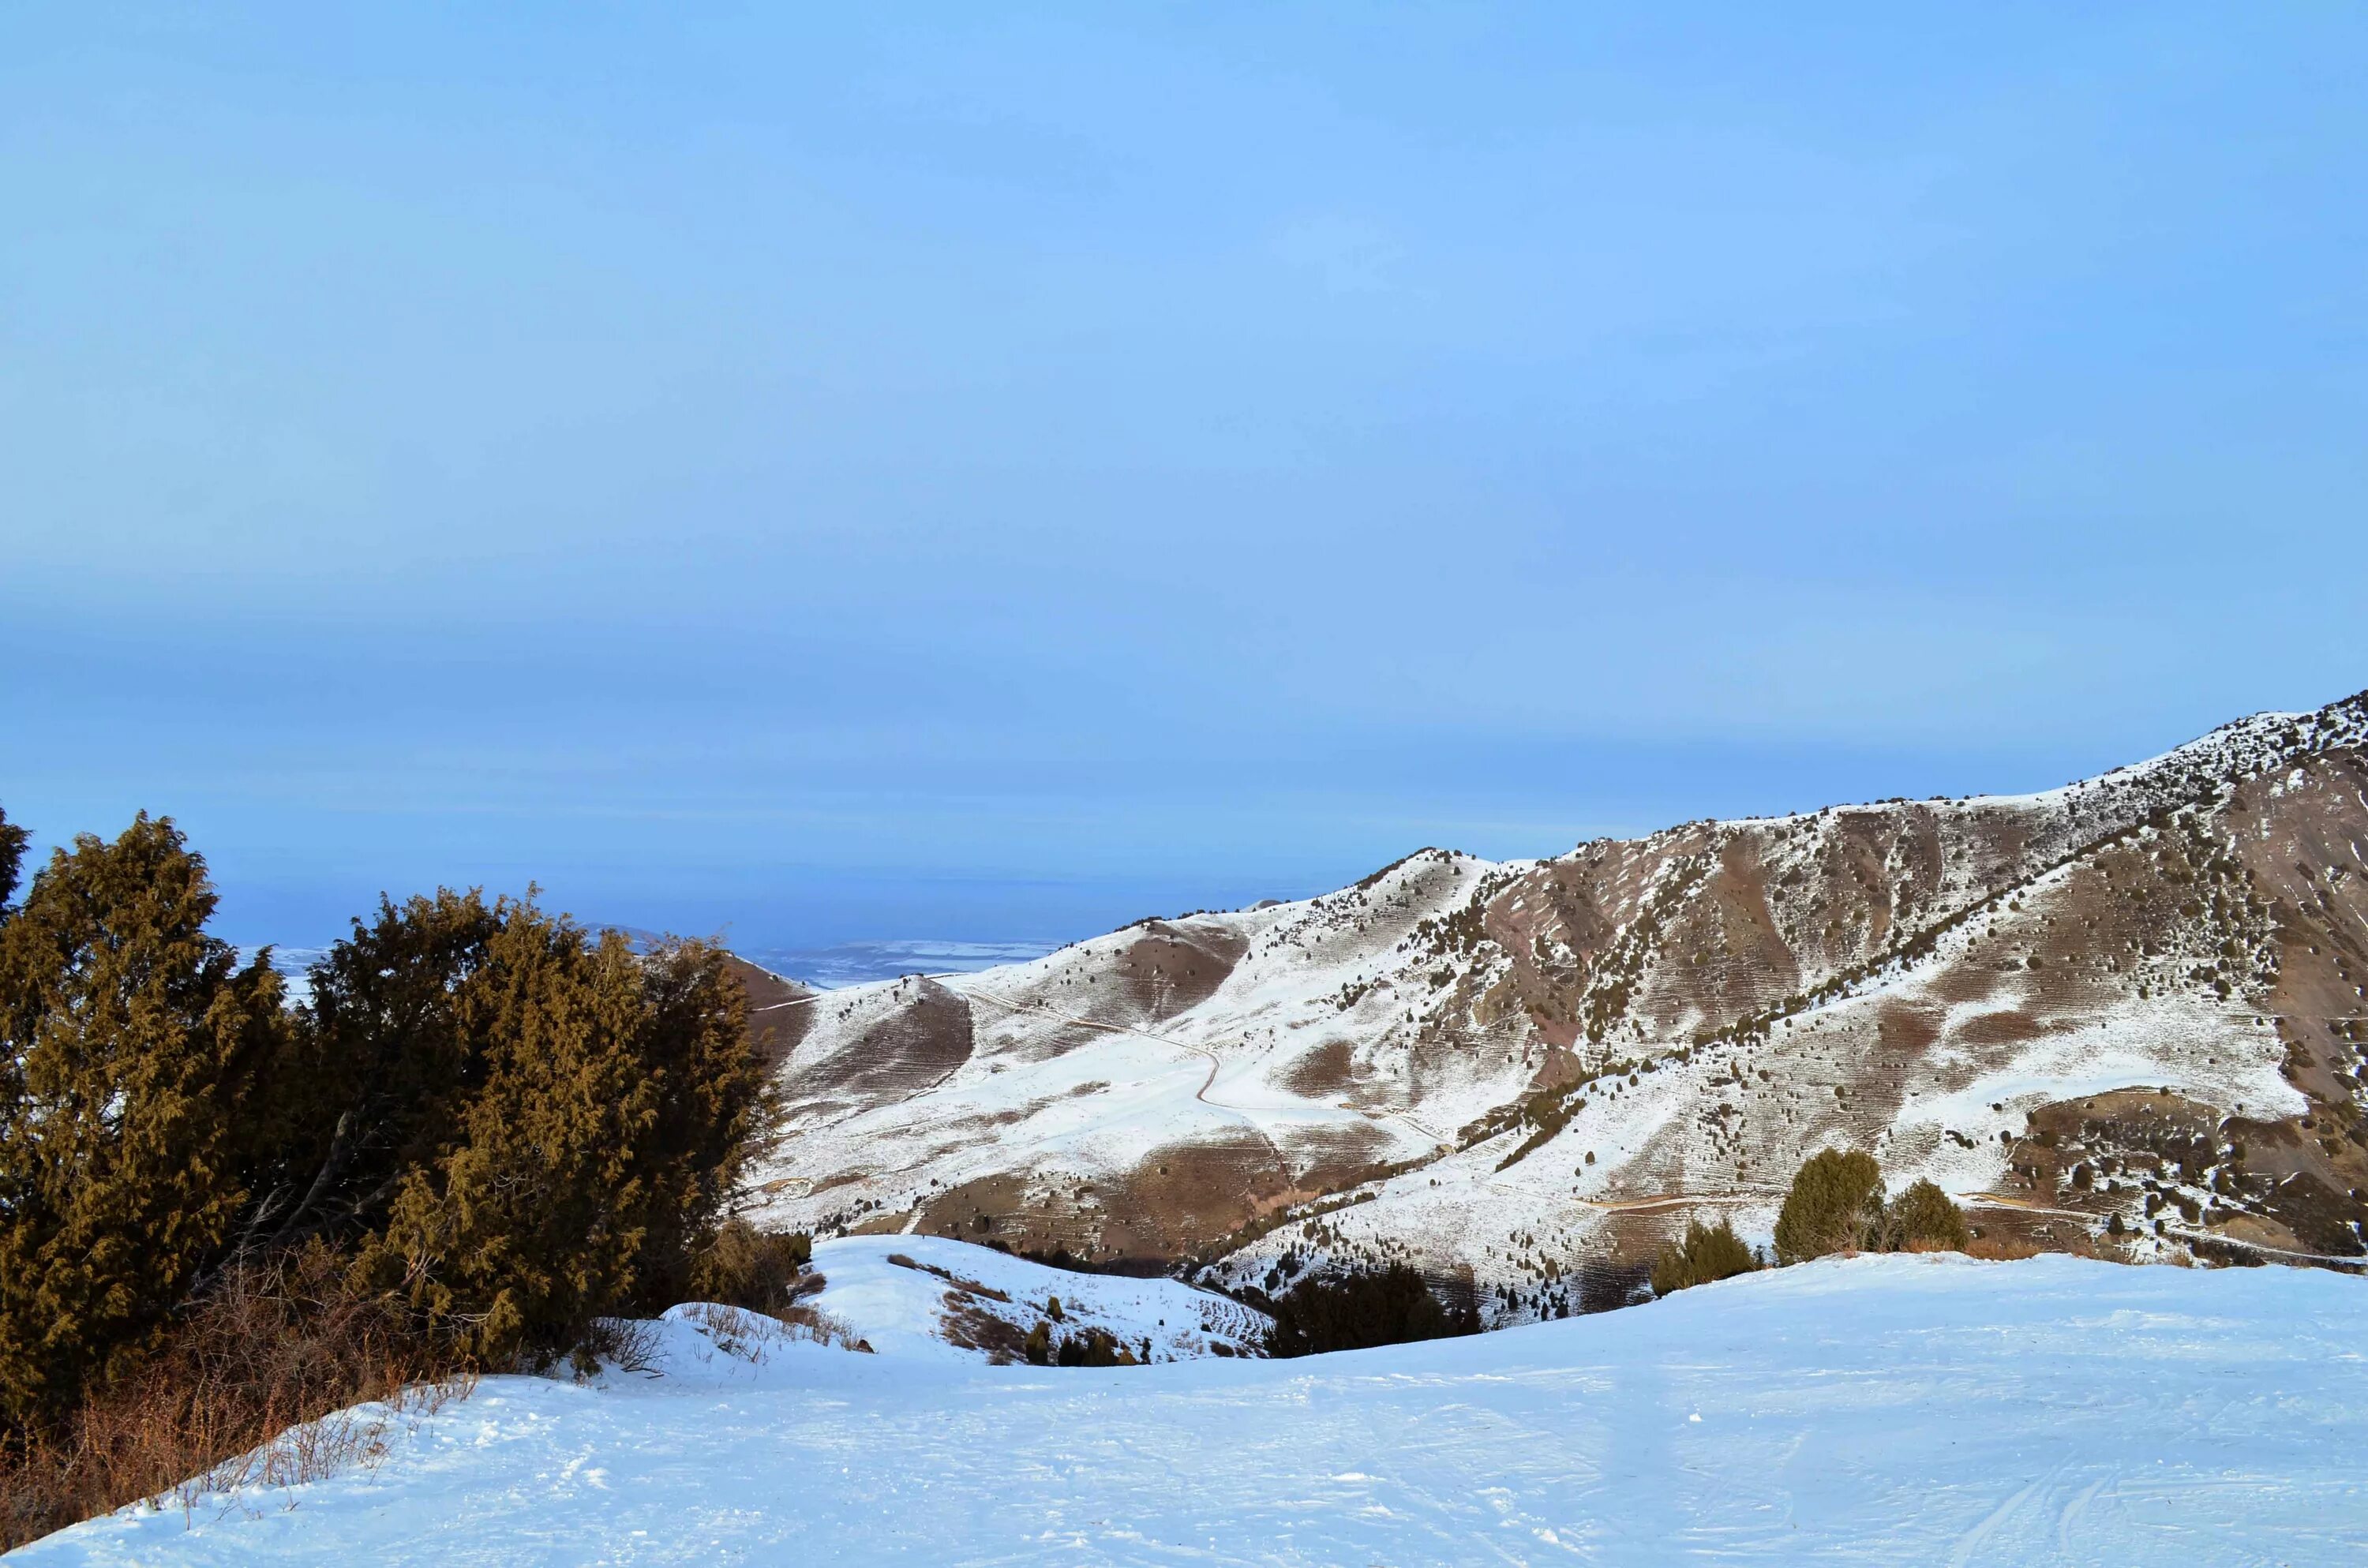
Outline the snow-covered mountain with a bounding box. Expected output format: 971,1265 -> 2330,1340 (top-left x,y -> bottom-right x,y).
25,1248 -> 2368,1563
745,691 -> 2368,1315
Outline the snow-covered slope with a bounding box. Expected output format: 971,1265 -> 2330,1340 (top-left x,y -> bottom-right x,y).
24,1255 -> 2368,1564
797,1236 -> 1268,1363
747,847 -> 1513,1260
746,690 -> 2368,1308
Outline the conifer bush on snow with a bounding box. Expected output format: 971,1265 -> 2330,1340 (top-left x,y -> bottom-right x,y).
1774,1148 -> 1888,1264
1265,1263 -> 1479,1357
695,1219 -> 815,1315
1650,1218 -> 1759,1296
0,813 -> 287,1424
0,805 -> 773,1543
1883,1178 -> 1972,1252
1771,1150 -> 1971,1265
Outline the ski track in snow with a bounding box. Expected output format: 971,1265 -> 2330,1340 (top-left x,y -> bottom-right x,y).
23,1250 -> 2368,1566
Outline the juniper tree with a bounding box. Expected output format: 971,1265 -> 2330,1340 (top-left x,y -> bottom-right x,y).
693,1218 -> 813,1312
0,806 -> 27,913
234,890 -> 508,1259
1651,1217 -> 1759,1296
0,815 -> 285,1424
350,905 -> 762,1361
1774,1148 -> 1886,1265
1882,1179 -> 1970,1252
1266,1263 -> 1478,1357
620,938 -> 765,1308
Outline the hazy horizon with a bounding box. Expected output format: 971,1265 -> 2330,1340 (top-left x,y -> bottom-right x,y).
8,6 -> 2364,958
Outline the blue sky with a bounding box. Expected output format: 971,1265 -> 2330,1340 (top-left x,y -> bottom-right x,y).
5,4 -> 2364,956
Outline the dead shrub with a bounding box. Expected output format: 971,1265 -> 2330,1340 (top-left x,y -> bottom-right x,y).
1964,1233 -> 2044,1262
774,1304 -> 869,1353
572,1317 -> 664,1379
0,1249 -> 473,1551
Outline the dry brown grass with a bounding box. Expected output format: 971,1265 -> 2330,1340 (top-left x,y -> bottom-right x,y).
774,1303 -> 870,1353
669,1299 -> 869,1358
1964,1233 -> 2046,1261
1,1252 -> 474,1551
574,1316 -> 665,1379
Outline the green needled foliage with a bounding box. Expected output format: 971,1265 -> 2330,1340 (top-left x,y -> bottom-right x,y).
1883,1178 -> 1973,1253
0,803 -> 777,1543
234,891 -> 509,1265
0,806 -> 27,911
693,1218 -> 813,1315
626,938 -> 770,1312
0,815 -> 287,1424
1770,1153 -> 1972,1267
1265,1263 -> 1479,1357
346,906 -> 762,1364
0,805 -> 773,1427
1774,1147 -> 1887,1266
1652,1217 -> 1759,1297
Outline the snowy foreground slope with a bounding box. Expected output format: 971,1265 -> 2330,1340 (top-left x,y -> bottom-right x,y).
23,1251 -> 2368,1566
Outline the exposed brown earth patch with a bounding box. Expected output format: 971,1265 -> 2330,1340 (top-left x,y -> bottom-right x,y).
1116,921 -> 1249,1022
1277,1120 -> 1396,1196
786,979 -> 974,1102
912,1173 -> 1032,1244
728,956 -> 814,1072
995,1019 -> 1118,1065
1278,1038 -> 1356,1098
1956,1009 -> 2041,1046
1093,1134 -> 1291,1259
1925,963 -> 2000,1006
939,1298 -> 1029,1365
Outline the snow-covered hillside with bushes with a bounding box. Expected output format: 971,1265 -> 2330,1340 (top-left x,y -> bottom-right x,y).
793,1235 -> 1268,1363
747,694 -> 2368,1311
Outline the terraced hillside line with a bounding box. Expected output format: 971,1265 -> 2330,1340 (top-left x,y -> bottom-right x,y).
1578,1187 -> 1789,1215
2156,1227 -> 2368,1267
1960,1192 -> 2105,1221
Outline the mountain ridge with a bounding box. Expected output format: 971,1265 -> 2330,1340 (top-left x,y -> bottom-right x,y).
744,690 -> 2368,1319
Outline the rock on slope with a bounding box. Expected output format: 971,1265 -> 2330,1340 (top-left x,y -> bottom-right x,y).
744,690 -> 2368,1319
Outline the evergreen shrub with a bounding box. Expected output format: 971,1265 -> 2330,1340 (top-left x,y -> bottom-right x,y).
0,806 -> 774,1543
1883,1179 -> 1971,1252
1774,1148 -> 1887,1264
1651,1218 -> 1759,1296
1265,1263 -> 1479,1357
